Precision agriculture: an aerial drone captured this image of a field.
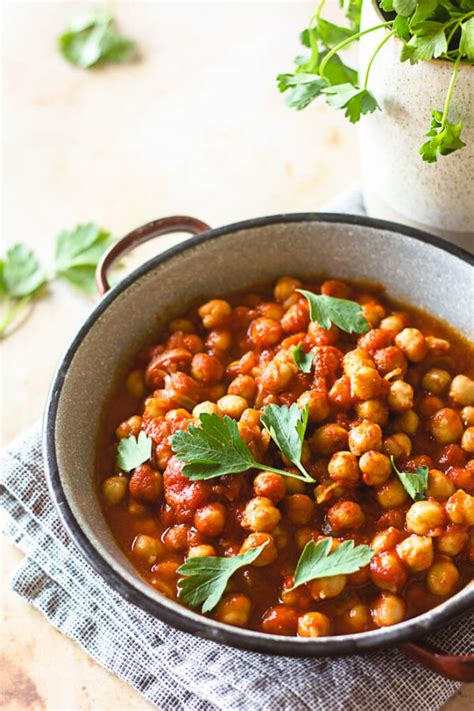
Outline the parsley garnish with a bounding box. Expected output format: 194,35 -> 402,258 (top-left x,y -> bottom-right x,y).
290,537 -> 374,590
297,289 -> 369,334
293,342 -> 314,373
59,9 -> 136,69
117,431 -> 153,472
390,456 -> 429,501
177,542 -> 267,613
0,245 -> 46,337
54,223 -> 115,293
171,408 -> 315,483
260,403 -> 312,481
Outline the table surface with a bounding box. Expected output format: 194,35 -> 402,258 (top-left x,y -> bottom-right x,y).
1,2 -> 472,710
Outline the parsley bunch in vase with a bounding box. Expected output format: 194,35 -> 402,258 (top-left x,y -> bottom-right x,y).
278,0 -> 474,252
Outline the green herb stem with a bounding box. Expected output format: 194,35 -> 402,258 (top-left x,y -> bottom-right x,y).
314,0 -> 327,21
319,21 -> 391,79
0,295 -> 32,337
254,461 -> 315,484
441,52 -> 462,128
364,29 -> 396,90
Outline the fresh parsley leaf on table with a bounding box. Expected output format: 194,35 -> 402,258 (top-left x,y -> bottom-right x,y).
171,408 -> 315,483
390,456 -> 429,501
290,538 -> 374,590
177,543 -> 267,613
293,342 -> 314,373
117,431 -> 153,472
297,290 -> 370,334
54,223 -> 115,293
59,9 -> 136,69
0,245 -> 46,337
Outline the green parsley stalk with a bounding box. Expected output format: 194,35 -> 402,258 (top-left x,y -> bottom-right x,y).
363,29 -> 396,89
319,21 -> 391,79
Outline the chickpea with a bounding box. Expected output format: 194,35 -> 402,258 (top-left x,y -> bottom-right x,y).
348,420 -> 382,456
206,329 -> 232,352
274,276 -> 302,303
261,604 -> 299,635
297,612 -> 332,638
342,604 -> 371,633
308,321 -> 339,347
380,312 -> 408,334
187,544 -> 216,559
163,524 -> 190,551
215,593 -> 252,626
438,525 -> 468,556
426,469 -> 455,501
272,525 -> 290,551
461,426 -> 474,453
395,409 -> 420,436
395,328 -> 428,363
406,500 -> 447,535
376,478 -> 408,509
191,353 -> 224,383
419,395 -> 444,417
240,532 -> 278,566
445,490 -> 474,525
297,389 -> 330,422
328,451 -> 360,485
350,366 -> 383,400
321,279 -> 351,299
310,424 -> 348,456
449,374 -> 474,406
193,401 -> 219,418
242,497 -> 281,532
249,317 -> 283,348
343,349 -> 375,376
360,450 -> 392,486
115,415 -> 143,439
431,408 -> 463,444
125,369 -> 146,398
355,399 -> 389,426
198,299 -> 232,328
396,535 -> 433,572
129,465 -> 163,504
370,550 -> 407,593
227,375 -> 257,402
422,368 -> 452,394
372,593 -> 406,627
388,380 -> 414,412
260,360 -> 297,392
253,472 -> 286,503
285,494 -> 315,525
217,395 -> 248,419
102,476 -> 128,505
132,534 -> 164,565
362,302 -> 386,328
309,574 -> 347,600
371,527 -> 403,553
327,501 -> 365,530
194,503 -> 226,536
383,432 -> 412,460
461,406 -> 474,427
427,558 -> 460,596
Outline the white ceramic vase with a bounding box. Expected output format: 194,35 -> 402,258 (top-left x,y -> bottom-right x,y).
359,0 -> 474,252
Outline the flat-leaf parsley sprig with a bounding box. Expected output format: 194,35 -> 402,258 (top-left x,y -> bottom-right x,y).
277,0 -> 473,162
289,537 -> 374,590
390,456 -> 429,501
170,404 -> 315,483
297,289 -> 370,334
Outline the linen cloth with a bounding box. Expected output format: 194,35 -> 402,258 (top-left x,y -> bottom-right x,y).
1,188 -> 472,711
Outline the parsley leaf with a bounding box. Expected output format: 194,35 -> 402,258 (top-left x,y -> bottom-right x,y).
297,290 -> 370,333
460,18 -> 474,60
177,542 -> 267,613
277,73 -> 327,110
407,22 -> 447,60
117,431 -> 153,472
1,244 -> 46,299
290,538 -> 374,590
293,343 -> 314,373
419,109 -> 465,163
260,403 -> 313,481
391,456 -> 429,501
54,223 -> 115,293
393,0 -> 417,17
171,409 -> 315,483
321,83 -> 380,123
59,9 -> 136,69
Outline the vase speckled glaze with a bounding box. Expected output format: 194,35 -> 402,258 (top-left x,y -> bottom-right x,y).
359,0 -> 474,252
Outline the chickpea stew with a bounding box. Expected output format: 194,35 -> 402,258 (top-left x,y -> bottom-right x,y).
98,276 -> 474,638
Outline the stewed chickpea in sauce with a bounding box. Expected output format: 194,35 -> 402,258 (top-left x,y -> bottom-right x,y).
98,276 -> 474,637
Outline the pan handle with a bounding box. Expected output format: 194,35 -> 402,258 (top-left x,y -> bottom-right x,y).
95,215 -> 211,296
401,641 -> 474,682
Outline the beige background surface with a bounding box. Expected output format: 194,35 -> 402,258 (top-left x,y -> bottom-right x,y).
0,2 -> 472,710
